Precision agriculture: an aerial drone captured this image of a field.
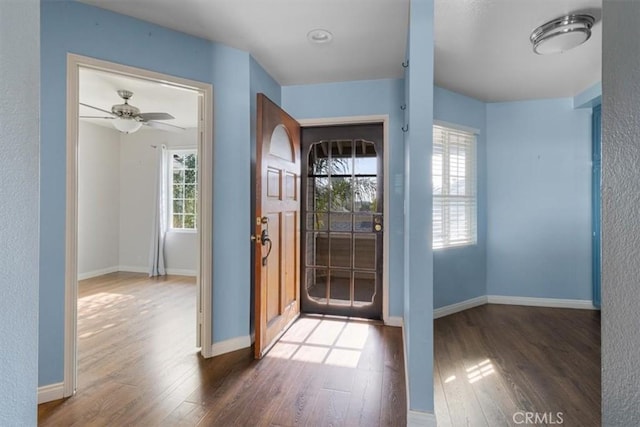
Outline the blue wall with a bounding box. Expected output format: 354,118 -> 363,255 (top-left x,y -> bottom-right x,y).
486,98 -> 592,300
404,0 -> 435,414
282,78 -> 405,318
433,87 -> 487,308
40,1 -> 253,385
0,0 -> 39,423
574,82 -> 602,109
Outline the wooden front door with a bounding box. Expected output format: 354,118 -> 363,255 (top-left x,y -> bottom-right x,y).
254,94 -> 301,359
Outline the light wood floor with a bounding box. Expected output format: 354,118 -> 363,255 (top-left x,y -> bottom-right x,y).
434,304 -> 601,427
38,272 -> 406,426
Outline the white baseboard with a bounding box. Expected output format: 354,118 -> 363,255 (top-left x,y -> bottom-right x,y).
385,316 -> 403,327
166,268 -> 197,277
434,295 -> 487,319
117,265 -> 197,277
77,266 -> 119,280
38,382 -> 64,404
210,335 -> 251,357
487,295 -> 598,310
408,410 -> 437,426
118,265 -> 148,274
401,320 -> 410,421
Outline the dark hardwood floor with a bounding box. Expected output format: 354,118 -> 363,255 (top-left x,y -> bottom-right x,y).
38,272 -> 599,426
434,304 -> 601,427
38,272 -> 406,426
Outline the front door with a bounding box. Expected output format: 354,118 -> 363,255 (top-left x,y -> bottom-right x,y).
301,124 -> 384,319
254,94 -> 301,359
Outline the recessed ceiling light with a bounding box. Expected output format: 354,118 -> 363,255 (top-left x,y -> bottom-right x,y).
307,29 -> 333,44
530,14 -> 595,55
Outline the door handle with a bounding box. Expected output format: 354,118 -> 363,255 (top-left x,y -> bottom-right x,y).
261,229 -> 272,266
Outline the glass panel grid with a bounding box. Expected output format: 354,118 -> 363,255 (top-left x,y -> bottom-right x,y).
305,137 -> 380,310
170,150 -> 198,230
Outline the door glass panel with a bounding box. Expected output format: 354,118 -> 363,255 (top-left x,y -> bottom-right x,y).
354,177 -> 377,212
307,177 -> 328,211
306,232 -> 328,267
329,270 -> 351,304
353,213 -> 373,232
329,233 -> 352,268
330,177 -> 353,211
307,268 -> 327,302
330,213 -> 352,232
354,235 -> 376,270
306,213 -> 328,231
309,141 -> 329,175
354,271 -> 375,305
329,140 -> 353,176
354,140 -> 377,175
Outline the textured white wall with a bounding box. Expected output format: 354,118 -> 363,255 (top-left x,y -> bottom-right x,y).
78,122 -> 121,276
602,1 -> 640,424
119,128 -> 198,273
0,0 -> 40,423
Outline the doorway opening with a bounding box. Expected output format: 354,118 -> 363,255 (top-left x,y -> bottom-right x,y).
64,54 -> 213,397
253,95 -> 391,358
301,124 -> 384,320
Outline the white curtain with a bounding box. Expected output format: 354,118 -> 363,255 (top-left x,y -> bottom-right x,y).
149,144 -> 168,277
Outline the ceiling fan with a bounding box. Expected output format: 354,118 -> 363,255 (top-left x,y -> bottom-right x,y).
80,89 -> 185,134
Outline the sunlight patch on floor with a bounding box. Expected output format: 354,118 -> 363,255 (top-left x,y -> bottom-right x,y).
267,317 -> 371,368
466,359 -> 495,384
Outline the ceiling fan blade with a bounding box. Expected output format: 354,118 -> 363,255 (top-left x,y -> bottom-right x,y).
79,116 -> 115,119
80,102 -> 115,116
137,112 -> 175,121
144,120 -> 185,132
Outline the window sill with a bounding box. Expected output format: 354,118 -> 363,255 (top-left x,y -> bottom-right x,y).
433,242 -> 478,251
167,228 -> 198,234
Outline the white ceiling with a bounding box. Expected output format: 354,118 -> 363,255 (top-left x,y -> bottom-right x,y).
79,68 -> 199,129
435,0 -> 602,102
78,0 -> 601,102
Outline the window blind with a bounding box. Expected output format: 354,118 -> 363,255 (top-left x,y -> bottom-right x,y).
433,125 -> 477,249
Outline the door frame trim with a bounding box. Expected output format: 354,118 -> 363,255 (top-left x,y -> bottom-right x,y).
64,53 -> 214,398
297,115 -> 391,325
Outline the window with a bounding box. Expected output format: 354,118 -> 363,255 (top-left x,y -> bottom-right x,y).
433,124 -> 477,249
169,149 -> 197,230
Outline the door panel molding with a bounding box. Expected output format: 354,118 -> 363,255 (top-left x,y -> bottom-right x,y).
254,94 -> 301,358
298,115 -> 390,324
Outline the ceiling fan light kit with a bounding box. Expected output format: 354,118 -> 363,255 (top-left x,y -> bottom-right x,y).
80,89 -> 184,134
113,117 -> 143,134
530,14 -> 595,55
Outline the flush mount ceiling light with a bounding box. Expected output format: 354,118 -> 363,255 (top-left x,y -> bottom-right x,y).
307,29 -> 333,44
530,14 -> 595,55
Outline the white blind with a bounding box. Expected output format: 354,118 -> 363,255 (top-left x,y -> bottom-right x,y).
433,125 -> 477,249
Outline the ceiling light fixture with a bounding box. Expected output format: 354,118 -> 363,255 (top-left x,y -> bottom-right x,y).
112,117 -> 143,134
307,29 -> 333,44
530,14 -> 595,55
